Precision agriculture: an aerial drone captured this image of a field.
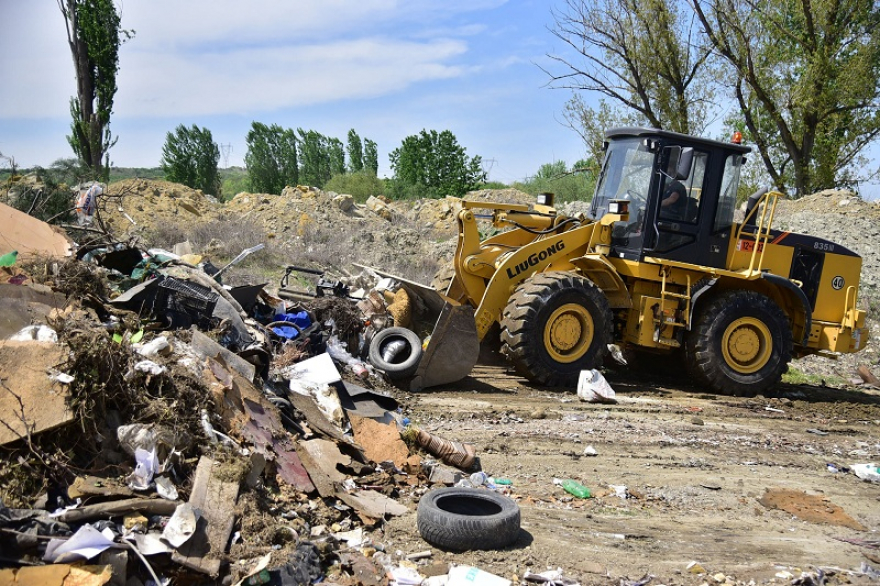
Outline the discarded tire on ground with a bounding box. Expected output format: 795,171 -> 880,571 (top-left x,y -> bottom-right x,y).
368,326 -> 423,379
417,487 -> 521,551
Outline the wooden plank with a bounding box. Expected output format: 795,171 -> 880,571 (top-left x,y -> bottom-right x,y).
295,439 -> 408,522
172,456 -> 240,577
191,330 -> 255,382
286,390 -> 347,443
294,440 -> 340,499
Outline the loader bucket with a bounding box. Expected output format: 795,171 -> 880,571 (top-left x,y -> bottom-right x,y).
410,301 -> 480,391
353,265 -> 480,391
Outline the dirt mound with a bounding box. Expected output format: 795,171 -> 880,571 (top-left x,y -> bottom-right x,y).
101,178 -> 221,237
102,180 -> 880,301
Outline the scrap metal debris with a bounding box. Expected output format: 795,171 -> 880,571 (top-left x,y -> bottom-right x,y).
0,211 -> 490,584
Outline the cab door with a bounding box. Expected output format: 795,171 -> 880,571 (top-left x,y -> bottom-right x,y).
646,149 -> 711,266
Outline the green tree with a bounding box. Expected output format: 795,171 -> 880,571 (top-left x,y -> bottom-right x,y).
389,130 -> 486,198
347,129 -> 364,173
160,124 -> 220,195
11,159 -> 90,222
691,0 -> 880,196
562,96 -> 639,176
546,0 -> 715,138
298,129 -> 332,188
364,138 -> 379,176
245,122 -> 298,195
59,0 -> 132,180
328,137 -> 345,177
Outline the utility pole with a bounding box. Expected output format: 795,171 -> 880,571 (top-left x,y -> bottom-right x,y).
220,144 -> 232,169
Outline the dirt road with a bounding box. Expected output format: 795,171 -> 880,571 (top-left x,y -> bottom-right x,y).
383,365 -> 880,586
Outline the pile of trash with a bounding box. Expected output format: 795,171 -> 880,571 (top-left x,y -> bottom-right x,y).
0,199 -> 521,585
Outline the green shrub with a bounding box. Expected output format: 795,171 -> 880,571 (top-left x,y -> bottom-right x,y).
513,160 -> 597,204
324,171 -> 386,203
386,180 -> 438,200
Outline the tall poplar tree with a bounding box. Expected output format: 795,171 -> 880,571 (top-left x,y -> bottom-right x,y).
59,0 -> 132,179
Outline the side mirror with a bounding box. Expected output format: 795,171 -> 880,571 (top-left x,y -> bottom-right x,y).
664,146 -> 694,180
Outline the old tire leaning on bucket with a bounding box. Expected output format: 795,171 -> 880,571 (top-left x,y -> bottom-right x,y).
368,327 -> 423,379
417,487 -> 521,551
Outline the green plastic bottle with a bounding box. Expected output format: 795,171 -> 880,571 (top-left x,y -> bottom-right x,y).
0,250 -> 18,267
561,478 -> 592,499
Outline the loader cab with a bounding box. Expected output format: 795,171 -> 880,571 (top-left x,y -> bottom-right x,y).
589,127 -> 750,268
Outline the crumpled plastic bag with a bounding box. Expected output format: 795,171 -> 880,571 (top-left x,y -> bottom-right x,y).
577,369 -> 617,404
10,325 -> 58,343
75,184 -> 101,226
852,463 -> 880,482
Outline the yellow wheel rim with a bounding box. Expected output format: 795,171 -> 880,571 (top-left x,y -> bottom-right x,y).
543,303 -> 594,363
721,317 -> 772,374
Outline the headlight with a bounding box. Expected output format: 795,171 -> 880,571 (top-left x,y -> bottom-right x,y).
608,200 -> 629,215
536,192 -> 554,206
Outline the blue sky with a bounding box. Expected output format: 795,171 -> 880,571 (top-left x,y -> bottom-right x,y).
0,0 -> 589,183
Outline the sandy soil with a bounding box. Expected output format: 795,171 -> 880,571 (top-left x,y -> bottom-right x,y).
379,365 -> 880,586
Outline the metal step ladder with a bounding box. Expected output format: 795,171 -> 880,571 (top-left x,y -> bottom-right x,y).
653,270 -> 691,347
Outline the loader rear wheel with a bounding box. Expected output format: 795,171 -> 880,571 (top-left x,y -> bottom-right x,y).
685,290 -> 792,397
500,272 -> 611,388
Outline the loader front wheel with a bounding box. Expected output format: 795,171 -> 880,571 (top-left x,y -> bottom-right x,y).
501,272 -> 611,387
685,290 -> 792,397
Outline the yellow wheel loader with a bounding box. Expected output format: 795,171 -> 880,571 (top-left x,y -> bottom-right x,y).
376,128 -> 869,397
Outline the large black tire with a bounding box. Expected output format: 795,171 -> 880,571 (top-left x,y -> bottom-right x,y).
368,327 -> 423,379
500,271 -> 612,387
685,290 -> 792,397
417,487 -> 521,551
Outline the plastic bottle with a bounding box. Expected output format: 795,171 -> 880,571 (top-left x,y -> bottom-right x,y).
469,471 -> 489,486
448,565 -> 512,586
0,250 -> 18,267
559,478 -> 592,499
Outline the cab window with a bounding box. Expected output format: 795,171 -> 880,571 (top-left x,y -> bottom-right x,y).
658,150 -> 707,224
714,154 -> 743,232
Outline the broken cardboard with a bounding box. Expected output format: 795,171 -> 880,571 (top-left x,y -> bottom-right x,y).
0,341 -> 73,446
349,415 -> 410,467
295,437 -> 408,522
0,283 -> 67,340
0,201 -> 74,260
0,564 -> 112,586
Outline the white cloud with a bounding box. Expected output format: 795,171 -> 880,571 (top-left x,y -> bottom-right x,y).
120,0 -> 508,49
1,1 -> 483,119
116,37 -> 468,117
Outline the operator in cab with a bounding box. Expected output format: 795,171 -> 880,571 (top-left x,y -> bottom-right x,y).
659,178 -> 687,220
